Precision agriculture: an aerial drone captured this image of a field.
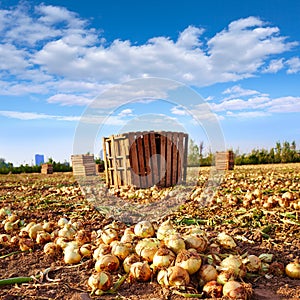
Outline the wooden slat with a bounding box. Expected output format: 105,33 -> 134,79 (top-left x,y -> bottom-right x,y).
137,133 -> 147,188
183,133 -> 188,183
149,132 -> 159,186
171,132 -> 178,185
123,134 -> 131,186
177,133 -> 184,184
165,132 -> 172,187
128,132 -> 140,187
159,132 -> 166,187
102,138 -> 110,185
143,133 -> 151,187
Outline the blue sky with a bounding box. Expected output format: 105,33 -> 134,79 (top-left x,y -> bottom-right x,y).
0,0 -> 300,165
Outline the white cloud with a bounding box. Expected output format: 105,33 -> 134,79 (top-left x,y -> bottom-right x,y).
47,94 -> 93,106
222,85 -> 261,99
226,111 -> 270,118
262,58 -> 284,73
286,57 -> 300,74
0,110 -> 79,121
211,85 -> 300,118
118,108 -> 134,116
171,106 -> 188,115
0,3 -> 297,104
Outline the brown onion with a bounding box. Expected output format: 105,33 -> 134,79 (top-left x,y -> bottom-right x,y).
285,259 -> 300,279
222,281 -> 249,300
95,254 -> 120,272
202,280 -> 223,298
130,261 -> 152,282
88,271 -> 112,292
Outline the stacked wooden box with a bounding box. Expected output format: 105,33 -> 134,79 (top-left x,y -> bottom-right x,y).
103,131 -> 188,188
41,163 -> 53,174
215,151 -> 234,170
71,154 -> 96,176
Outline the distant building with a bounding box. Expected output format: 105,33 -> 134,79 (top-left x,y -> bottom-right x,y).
35,154 -> 44,166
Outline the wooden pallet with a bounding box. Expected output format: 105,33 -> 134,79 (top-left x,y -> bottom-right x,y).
71,154 -> 96,176
103,131 -> 188,188
215,151 -> 234,170
41,164 -> 53,174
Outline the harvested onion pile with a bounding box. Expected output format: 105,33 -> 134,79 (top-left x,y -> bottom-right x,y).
1,201 -> 299,299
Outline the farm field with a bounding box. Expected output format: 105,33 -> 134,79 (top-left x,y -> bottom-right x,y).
0,163 -> 300,299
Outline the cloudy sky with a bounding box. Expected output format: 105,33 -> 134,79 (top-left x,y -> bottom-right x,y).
0,0 -> 300,165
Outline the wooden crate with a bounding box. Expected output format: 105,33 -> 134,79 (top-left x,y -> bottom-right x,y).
41,163 -> 53,174
71,154 -> 96,176
103,131 -> 188,188
215,151 -> 234,170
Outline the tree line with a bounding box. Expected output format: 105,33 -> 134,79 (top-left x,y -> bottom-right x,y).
187,140 -> 300,166
0,158 -> 72,174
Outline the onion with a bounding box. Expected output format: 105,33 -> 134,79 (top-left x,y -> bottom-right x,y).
217,232 -> 237,249
167,265 -> 190,287
220,255 -> 246,278
134,221 -> 155,238
58,224 -> 76,240
152,246 -> 176,269
120,228 -> 136,244
222,281 -> 249,300
93,244 -> 111,260
54,237 -> 68,249
19,238 -> 34,251
243,255 -> 261,272
111,241 -> 132,261
88,272 -> 113,292
156,219 -> 177,240
217,270 -> 236,285
43,221 -> 56,233
44,242 -> 61,256
164,233 -> 186,254
4,220 -> 19,232
28,224 -> 44,239
129,261 -> 152,282
75,229 -> 91,245
95,254 -> 120,272
175,249 -> 202,274
0,234 -> 11,246
135,238 -> 160,262
202,280 -> 223,298
57,217 -> 69,228
157,269 -> 168,286
123,254 -> 140,273
80,244 -> 93,257
101,228 -> 119,245
36,231 -> 51,244
285,259 -> 300,279
183,234 -> 208,252
199,264 -> 218,283
64,247 -> 82,264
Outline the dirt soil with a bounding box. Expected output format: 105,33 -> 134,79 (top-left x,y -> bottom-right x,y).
0,165 -> 300,300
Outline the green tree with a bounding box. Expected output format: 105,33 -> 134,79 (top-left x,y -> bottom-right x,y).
187,139 -> 200,166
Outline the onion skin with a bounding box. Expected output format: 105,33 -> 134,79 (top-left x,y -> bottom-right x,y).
129,262 -> 152,282
202,280 -> 223,298
175,249 -> 202,275
285,260 -> 300,279
95,254 -> 120,272
123,254 -> 140,273
220,255 -> 246,278
134,221 -> 155,238
164,234 -> 186,254
152,246 -> 176,269
167,266 -> 190,287
199,264 -> 218,283
222,281 -> 248,300
88,272 -> 112,291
